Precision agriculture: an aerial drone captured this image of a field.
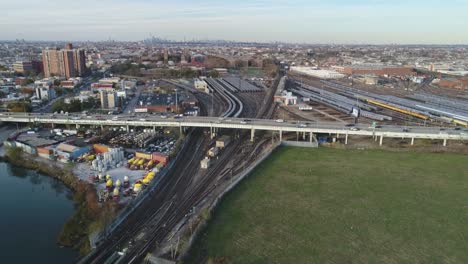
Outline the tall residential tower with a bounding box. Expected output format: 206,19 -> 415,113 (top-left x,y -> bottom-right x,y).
42,43 -> 86,79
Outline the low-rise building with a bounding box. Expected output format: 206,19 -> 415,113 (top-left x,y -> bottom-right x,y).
55,143 -> 91,163
194,79 -> 209,93
274,91 -> 297,105
291,67 -> 345,79
100,90 -> 119,109
35,86 -> 56,101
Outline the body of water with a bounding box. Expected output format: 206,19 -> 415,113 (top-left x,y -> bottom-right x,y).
0,161 -> 78,263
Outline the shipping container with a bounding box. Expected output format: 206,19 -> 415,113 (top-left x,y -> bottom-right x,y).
37,147 -> 53,155
216,136 -> 231,149
38,153 -> 54,160
208,147 -> 219,158
135,151 -> 152,160
152,152 -> 169,165
201,157 -> 210,169
93,144 -> 110,154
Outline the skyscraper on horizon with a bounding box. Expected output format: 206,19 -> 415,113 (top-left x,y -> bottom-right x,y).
42,43 -> 86,79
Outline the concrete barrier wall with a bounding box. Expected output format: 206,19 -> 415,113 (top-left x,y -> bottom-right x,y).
281,141 -> 318,148
178,142 -> 281,260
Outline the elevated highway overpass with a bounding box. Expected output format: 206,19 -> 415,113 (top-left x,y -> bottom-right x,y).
1,113 -> 467,146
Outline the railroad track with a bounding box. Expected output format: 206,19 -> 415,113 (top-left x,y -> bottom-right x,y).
81,73 -> 281,263
205,78 -> 243,118
81,129 -> 208,264
126,130 -> 254,263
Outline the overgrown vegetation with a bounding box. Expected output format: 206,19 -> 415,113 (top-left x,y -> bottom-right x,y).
51,97 -> 97,113
110,62 -> 147,76
7,101 -> 32,112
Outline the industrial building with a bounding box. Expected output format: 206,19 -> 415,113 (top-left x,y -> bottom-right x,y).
194,79 -> 209,93
335,66 -> 415,76
4,131 -> 58,155
274,91 -> 298,105
290,66 -> 345,79
134,93 -> 181,113
56,143 -> 91,163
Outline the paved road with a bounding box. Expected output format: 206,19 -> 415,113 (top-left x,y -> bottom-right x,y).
1,113 -> 467,141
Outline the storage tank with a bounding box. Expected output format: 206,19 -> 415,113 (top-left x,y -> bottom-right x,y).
106,179 -> 113,188
113,188 -> 120,197
115,179 -> 122,188
133,183 -> 142,193
106,174 -> 111,181
142,178 -> 150,185
123,176 -> 130,188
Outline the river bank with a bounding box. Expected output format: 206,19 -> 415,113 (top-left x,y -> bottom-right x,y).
2,146 -> 111,255
0,161 -> 78,263
0,124 -> 110,256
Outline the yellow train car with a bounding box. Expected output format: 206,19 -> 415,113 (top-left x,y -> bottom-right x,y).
365,99 -> 429,120
453,119 -> 468,127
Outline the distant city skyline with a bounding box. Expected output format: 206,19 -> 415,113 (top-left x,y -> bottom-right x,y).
2,0 -> 468,44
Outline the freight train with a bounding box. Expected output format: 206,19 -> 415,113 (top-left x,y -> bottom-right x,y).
363,98 -> 430,120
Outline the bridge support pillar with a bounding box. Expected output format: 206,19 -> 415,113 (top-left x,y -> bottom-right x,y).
250,129 -> 255,142
279,130 -> 282,142
379,135 -> 384,146
310,132 -> 314,143
179,125 -> 183,135
100,124 -> 104,131
76,124 -> 80,129
302,132 -> 306,140
210,127 -> 215,139
443,139 -> 447,147
345,134 -> 348,145
411,138 -> 414,146
153,126 -> 156,132
126,125 -> 129,132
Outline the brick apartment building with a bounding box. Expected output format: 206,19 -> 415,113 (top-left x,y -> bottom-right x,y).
42,43 -> 86,79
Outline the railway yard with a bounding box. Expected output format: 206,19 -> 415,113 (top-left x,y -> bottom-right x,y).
286,74 -> 468,128
74,75 -> 275,264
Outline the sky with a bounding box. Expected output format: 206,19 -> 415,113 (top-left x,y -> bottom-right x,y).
1,0 -> 468,44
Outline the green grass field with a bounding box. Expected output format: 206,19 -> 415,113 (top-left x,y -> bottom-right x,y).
187,147 -> 468,264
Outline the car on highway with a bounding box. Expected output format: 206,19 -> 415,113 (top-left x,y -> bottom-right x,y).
240,120 -> 247,124
350,127 -> 360,131
139,118 -> 146,121
298,123 -> 307,128
275,119 -> 284,123
403,128 -> 410,132
454,127 -> 461,131
345,123 -> 355,127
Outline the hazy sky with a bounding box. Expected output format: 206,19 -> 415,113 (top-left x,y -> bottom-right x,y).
2,0 -> 468,44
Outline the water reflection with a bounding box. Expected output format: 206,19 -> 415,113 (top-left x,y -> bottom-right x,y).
0,161 -> 77,263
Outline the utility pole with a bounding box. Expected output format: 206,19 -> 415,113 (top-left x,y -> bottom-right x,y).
175,88 -> 178,113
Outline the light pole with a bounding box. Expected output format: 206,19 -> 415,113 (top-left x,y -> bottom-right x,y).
175,88 -> 178,113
